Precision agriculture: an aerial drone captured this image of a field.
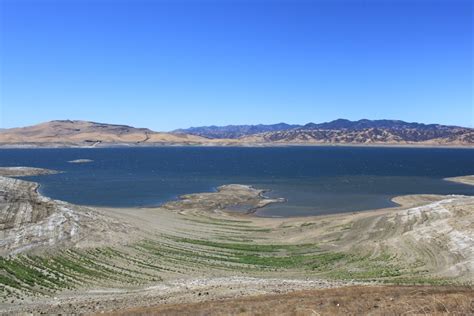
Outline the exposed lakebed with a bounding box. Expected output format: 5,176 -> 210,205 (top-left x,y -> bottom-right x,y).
0,146 -> 473,217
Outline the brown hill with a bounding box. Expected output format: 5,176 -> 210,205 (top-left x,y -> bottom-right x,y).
241,127 -> 474,146
0,119 -> 472,147
0,120 -> 209,146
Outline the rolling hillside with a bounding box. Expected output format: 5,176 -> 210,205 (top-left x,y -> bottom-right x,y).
183,119 -> 474,146
0,119 -> 472,147
173,123 -> 301,139
0,120 -> 208,146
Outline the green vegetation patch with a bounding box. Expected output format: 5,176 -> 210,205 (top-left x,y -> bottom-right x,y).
323,254 -> 405,281
0,256 -> 70,294
163,237 -> 351,271
0,245 -> 168,300
233,251 -> 349,269
174,237 -> 317,253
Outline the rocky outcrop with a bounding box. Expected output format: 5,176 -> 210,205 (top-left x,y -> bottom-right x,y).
0,176 -> 135,255
162,184 -> 284,214
0,167 -> 59,177
68,159 -> 93,164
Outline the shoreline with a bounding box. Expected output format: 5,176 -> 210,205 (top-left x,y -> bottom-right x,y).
2,165 -> 473,221
0,142 -> 473,149
445,175 -> 474,186
0,166 -> 61,177
6,166 -> 473,219
73,193 -> 454,220
1,168 -> 473,313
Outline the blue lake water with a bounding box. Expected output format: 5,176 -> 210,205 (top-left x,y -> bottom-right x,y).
0,146 -> 473,217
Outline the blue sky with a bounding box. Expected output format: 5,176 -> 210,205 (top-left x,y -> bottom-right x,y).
0,0 -> 472,131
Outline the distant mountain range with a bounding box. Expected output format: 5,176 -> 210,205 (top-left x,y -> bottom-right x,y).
173,123 -> 300,139
175,119 -> 473,145
176,119 -> 468,139
0,119 -> 472,147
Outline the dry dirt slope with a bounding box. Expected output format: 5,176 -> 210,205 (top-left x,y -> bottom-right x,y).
111,285 -> 474,316
0,120 -> 209,146
0,167 -> 473,314
0,168 -> 135,255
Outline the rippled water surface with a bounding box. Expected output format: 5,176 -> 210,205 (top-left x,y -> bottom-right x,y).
1,146 -> 473,217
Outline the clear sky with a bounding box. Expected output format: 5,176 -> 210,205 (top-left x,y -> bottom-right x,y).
0,0 -> 472,131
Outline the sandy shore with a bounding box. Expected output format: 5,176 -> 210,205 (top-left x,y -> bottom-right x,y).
0,166 -> 60,177
445,175 -> 474,186
0,167 -> 473,314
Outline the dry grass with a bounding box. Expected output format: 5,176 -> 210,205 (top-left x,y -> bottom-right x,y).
110,286 -> 474,316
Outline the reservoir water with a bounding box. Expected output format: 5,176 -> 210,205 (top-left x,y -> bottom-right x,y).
0,146 -> 473,217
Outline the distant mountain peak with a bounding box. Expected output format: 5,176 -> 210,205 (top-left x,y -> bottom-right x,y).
298,119 -> 461,131
173,119 -> 473,145
173,123 -> 301,139
0,119 -> 472,147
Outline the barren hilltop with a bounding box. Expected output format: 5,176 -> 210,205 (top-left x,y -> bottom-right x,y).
0,120 -> 207,147
0,119 -> 473,147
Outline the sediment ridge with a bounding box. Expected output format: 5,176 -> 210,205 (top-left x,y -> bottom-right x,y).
0,168 -> 136,256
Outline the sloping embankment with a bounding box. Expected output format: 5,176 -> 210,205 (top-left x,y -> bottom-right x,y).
0,167 -> 472,314
0,173 -> 135,256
